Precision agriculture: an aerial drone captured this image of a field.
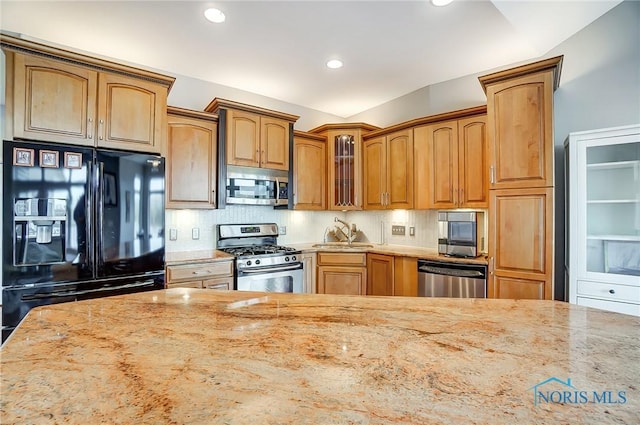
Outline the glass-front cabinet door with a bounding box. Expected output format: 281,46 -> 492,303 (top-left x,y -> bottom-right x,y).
577,131 -> 640,284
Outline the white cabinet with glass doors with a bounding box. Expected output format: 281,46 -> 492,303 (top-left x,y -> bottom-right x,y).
566,124 -> 640,316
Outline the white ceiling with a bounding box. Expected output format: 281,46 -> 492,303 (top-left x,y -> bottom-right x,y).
0,0 -> 622,118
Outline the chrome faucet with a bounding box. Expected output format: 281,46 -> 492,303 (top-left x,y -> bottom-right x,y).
334,217 -> 357,245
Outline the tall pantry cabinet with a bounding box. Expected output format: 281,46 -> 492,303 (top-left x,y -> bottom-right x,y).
479,56 -> 563,300
566,125 -> 640,316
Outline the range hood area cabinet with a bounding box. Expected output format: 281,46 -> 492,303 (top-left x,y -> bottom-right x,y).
479,55 -> 563,301
362,128 -> 414,210
309,123 -> 380,211
413,112 -> 488,210
292,130 -> 327,210
166,107 -> 218,209
1,33 -> 175,154
205,98 -> 299,172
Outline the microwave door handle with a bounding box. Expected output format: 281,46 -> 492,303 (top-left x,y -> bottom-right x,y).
275,177 -> 280,204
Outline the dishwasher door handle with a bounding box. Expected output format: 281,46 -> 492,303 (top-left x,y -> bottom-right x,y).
418,265 -> 484,278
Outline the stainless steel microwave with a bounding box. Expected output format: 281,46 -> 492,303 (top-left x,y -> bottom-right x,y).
226,167 -> 289,206
437,211 -> 485,257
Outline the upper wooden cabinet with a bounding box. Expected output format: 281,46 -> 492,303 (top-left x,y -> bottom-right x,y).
363,129 -> 414,210
166,107 -> 218,209
2,34 -> 174,153
309,123 -> 379,211
205,98 -> 299,172
480,57 -> 563,190
292,130 -> 326,210
414,115 -> 487,209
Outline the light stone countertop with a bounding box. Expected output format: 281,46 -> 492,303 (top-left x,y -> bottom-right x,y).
1,290 -> 638,424
165,249 -> 235,266
291,242 -> 489,265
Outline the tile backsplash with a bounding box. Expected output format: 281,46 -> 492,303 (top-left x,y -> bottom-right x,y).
165,206 -> 439,252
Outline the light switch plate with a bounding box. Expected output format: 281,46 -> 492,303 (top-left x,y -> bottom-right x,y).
391,225 -> 406,236
169,228 -> 178,241
192,228 -> 200,240
409,227 -> 415,236
279,226 -> 287,235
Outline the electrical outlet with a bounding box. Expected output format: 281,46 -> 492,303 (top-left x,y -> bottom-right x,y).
192,228 -> 200,240
409,227 -> 415,236
391,225 -> 406,236
169,228 -> 178,241
279,226 -> 287,235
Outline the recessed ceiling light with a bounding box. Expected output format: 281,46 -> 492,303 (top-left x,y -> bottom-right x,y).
326,59 -> 343,69
204,8 -> 225,23
431,0 -> 454,6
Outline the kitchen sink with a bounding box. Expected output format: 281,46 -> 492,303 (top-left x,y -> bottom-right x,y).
312,242 -> 374,250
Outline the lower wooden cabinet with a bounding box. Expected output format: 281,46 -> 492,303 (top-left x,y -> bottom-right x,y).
166,260 -> 234,289
488,187 -> 554,300
367,253 -> 394,296
367,254 -> 418,296
316,252 -> 367,295
300,252 -> 317,293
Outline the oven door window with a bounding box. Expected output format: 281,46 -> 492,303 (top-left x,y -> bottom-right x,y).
237,268 -> 304,293
448,221 -> 475,246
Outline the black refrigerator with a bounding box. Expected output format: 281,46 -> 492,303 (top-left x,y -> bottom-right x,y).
2,140 -> 166,342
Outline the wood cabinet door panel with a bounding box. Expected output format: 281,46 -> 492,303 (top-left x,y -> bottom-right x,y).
367,254 -> 394,296
260,117 -> 289,170
97,73 -> 165,152
227,110 -> 260,167
413,125 -> 431,209
387,130 -> 414,209
317,252 -> 366,266
203,278 -> 233,290
491,275 -> 545,300
293,137 -> 326,209
488,72 -> 554,189
489,188 -> 553,299
317,266 -> 366,295
458,116 -> 488,208
363,137 -> 386,209
428,121 -> 458,208
166,115 -> 217,208
13,54 -> 97,145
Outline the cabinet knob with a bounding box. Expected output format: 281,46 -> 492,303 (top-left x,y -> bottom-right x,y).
609,289 -> 616,294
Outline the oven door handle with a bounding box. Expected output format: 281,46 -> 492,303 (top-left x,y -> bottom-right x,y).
238,264 -> 302,274
20,280 -> 156,301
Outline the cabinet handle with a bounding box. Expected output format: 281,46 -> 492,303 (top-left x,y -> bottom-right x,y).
88,118 -> 93,139
490,166 -> 495,185
453,187 -> 457,205
489,257 -> 494,274
609,289 -> 616,294
459,188 -> 464,206
380,193 -> 384,206
98,119 -> 104,140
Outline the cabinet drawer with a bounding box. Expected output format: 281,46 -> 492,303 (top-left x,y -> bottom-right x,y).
166,261 -> 233,283
318,252 -> 366,266
577,296 -> 640,316
166,280 -> 203,289
577,280 -> 640,303
203,277 -> 233,290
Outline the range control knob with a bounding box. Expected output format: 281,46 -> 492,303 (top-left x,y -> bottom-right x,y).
255,259 -> 261,265
292,255 -> 297,261
246,260 -> 252,266
285,256 -> 290,262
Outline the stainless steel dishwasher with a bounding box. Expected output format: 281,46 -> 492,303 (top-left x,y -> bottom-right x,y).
417,259 -> 487,298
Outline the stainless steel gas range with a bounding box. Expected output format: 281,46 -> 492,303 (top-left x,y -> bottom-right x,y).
216,223 -> 304,293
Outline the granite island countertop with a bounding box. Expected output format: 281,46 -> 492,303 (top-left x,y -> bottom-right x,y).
2,290 -> 639,424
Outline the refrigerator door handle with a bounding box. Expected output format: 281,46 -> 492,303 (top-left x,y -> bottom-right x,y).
85,159 -> 95,274
97,161 -> 106,272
